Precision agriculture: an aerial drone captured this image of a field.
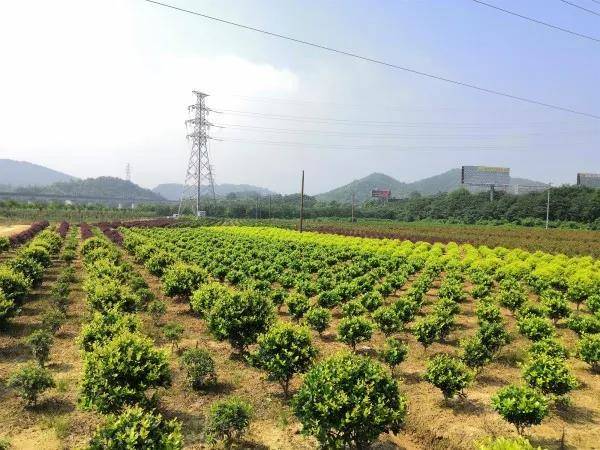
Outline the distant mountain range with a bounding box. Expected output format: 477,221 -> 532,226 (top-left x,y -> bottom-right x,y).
0,159 -> 548,204
315,169 -> 546,203
153,183 -> 277,201
0,159 -> 77,188
13,177 -> 165,201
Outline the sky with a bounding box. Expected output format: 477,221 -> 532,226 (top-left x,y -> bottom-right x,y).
0,0 -> 599,195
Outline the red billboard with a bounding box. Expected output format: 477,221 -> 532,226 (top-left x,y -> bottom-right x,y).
371,189 -> 391,199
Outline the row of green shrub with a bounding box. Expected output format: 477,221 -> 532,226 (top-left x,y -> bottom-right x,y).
0,229 -> 62,328
77,236 -> 182,449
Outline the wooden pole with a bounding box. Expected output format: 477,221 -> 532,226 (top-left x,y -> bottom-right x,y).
300,170 -> 304,232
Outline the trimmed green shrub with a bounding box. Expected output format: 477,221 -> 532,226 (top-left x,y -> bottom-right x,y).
0,289 -> 18,327
476,301 -> 502,324
205,397 -> 252,445
79,332 -> 171,413
522,354 -> 578,397
19,245 -> 50,268
162,263 -> 207,300
269,288 -> 287,311
413,316 -> 441,349
380,337 -> 408,373
391,297 -> 417,323
498,286 -> 527,312
144,251 -> 175,277
7,364 -> 55,407
360,291 -> 384,312
0,266 -> 30,303
540,291 -> 571,324
567,313 -> 600,335
147,299 -> 167,326
491,385 -> 548,435
8,256 -> 43,286
0,236 -> 9,251
517,316 -> 555,341
180,347 -> 217,390
477,321 -> 509,354
26,329 -> 53,366
341,299 -> 367,318
372,306 -> 403,336
433,297 -> 460,317
587,294 -> 600,314
163,322 -> 184,350
337,316 -> 374,351
577,333 -> 600,373
84,279 -> 140,313
88,405 -> 183,450
41,309 -> 66,334
304,307 -> 331,336
285,293 -> 310,321
78,310 -> 140,352
424,353 -> 473,400
317,290 -> 340,308
293,352 -> 407,449
190,282 -> 231,317
255,322 -> 317,396
529,338 -> 568,359
207,290 -> 274,352
461,335 -> 493,373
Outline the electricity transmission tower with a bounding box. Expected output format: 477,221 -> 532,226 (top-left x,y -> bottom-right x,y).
125,163 -> 131,182
178,91 -> 216,216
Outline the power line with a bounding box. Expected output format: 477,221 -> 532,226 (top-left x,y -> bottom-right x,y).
217,109 -> 594,130
216,137 -> 589,151
215,122 -> 598,138
143,0 -> 600,121
558,0 -> 600,17
468,0 -> 600,43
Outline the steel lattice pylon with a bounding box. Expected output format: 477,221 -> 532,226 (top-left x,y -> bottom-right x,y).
178,91 -> 216,216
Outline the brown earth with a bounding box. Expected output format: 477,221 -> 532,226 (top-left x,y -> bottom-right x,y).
0,225 -> 28,237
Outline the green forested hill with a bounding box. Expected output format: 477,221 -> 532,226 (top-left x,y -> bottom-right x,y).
14,177 -> 165,201
316,169 -> 546,204
315,173 -> 408,203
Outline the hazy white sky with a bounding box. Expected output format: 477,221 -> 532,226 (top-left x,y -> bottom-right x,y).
1,0 -> 598,194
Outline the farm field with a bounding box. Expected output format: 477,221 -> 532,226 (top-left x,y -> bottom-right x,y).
0,222 -> 599,449
242,218 -> 600,258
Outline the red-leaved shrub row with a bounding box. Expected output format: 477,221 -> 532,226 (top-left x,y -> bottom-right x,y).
96,222 -> 123,246
8,220 -> 49,247
57,221 -> 70,238
80,223 -> 94,240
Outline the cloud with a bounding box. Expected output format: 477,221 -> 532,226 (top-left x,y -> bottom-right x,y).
0,0 -> 298,185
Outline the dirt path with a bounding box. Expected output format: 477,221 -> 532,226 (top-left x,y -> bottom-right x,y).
0,225 -> 28,237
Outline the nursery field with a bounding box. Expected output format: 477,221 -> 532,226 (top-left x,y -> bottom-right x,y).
0,222 -> 599,449
245,218 -> 600,258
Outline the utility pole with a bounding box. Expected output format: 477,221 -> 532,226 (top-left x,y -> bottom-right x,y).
256,194 -> 259,219
545,183 -> 551,229
351,191 -> 355,222
299,170 -> 305,232
179,91 -> 216,217
268,194 -> 272,220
